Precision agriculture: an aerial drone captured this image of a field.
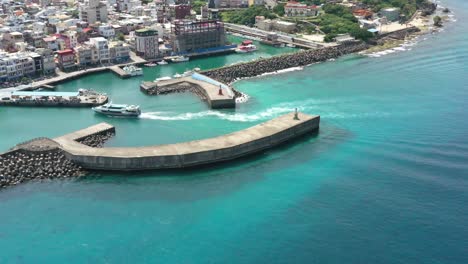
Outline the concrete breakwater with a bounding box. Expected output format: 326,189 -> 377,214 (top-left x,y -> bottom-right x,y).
55,112 -> 320,171
202,42 -> 369,84
141,75 -> 236,109
1,112 -> 318,187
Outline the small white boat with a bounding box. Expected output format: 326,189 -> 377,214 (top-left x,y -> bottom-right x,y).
92,103 -> 141,117
155,76 -> 172,82
170,56 -> 189,63
157,60 -> 168,65
286,43 -> 296,48
122,65 -> 143,76
144,62 -> 157,67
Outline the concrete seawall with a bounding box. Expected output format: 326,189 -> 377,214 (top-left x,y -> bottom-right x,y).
55,112 -> 319,170
140,74 -> 236,109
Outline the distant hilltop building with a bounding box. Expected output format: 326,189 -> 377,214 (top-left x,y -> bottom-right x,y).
284,1 -> 320,17
79,0 -> 108,24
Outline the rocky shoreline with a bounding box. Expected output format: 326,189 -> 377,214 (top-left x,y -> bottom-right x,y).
77,130 -> 116,148
0,132 -> 115,189
203,42 -> 370,84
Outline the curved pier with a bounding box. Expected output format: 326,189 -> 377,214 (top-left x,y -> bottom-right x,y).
54,112 -> 320,170
140,73 -> 236,109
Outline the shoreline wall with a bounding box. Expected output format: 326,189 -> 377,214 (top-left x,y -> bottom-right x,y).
202,42 -> 370,84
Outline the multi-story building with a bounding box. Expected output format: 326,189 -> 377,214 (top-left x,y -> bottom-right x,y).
57,49 -> 76,71
35,48 -> 56,75
134,28 -> 159,59
117,0 -> 142,12
79,0 -> 108,24
75,44 -> 94,66
0,51 -> 38,81
42,36 -> 59,51
170,20 -> 227,54
284,1 -> 320,17
109,41 -> 130,63
98,24 -> 115,38
89,37 -> 110,63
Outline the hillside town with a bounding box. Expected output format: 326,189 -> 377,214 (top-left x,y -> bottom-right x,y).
0,0 -> 437,87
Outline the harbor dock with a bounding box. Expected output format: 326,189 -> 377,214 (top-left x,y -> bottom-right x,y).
140,73 -> 236,109
109,65 -> 131,78
54,112 -> 320,170
0,90 -> 108,107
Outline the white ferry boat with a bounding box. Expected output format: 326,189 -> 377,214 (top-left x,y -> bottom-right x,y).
235,40 -> 257,53
157,60 -> 168,65
92,103 -> 141,117
123,65 -> 143,76
171,56 -> 189,63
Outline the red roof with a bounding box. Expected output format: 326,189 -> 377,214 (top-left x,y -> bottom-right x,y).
83,27 -> 92,33
57,49 -> 74,55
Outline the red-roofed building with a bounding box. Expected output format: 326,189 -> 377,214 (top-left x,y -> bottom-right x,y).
57,49 -> 76,71
353,9 -> 373,19
284,1 -> 320,17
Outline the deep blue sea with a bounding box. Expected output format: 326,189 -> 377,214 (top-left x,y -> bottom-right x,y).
0,1 -> 467,263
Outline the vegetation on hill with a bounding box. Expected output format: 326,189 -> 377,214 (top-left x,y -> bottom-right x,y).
220,6 -> 276,26
319,4 -> 373,42
362,0 -> 432,20
192,0 -> 207,15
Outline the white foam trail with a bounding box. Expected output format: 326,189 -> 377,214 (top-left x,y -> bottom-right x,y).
139,97 -> 388,122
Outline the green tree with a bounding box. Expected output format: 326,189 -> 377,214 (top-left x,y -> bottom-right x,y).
192,0 -> 207,15
433,16 -> 442,27
273,3 -> 285,17
117,32 -> 125,41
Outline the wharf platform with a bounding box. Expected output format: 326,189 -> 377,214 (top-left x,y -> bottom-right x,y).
109,66 -> 131,78
140,73 -> 236,109
0,90 -> 108,107
54,112 -> 320,171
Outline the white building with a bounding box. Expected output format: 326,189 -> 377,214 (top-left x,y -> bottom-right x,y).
0,51 -> 38,81
98,24 -> 115,38
89,37 -> 110,63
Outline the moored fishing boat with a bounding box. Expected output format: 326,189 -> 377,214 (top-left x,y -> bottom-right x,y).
144,62 -> 157,67
157,60 -> 168,65
235,40 -> 257,53
170,56 -> 189,63
92,103 -> 141,117
122,65 -> 143,76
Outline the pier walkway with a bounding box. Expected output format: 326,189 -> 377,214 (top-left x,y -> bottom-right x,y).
141,73 -> 236,109
54,112 -> 320,171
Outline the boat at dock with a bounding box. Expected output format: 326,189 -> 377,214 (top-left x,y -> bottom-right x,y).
155,76 -> 172,82
235,40 -> 257,53
122,65 -> 143,76
92,103 -> 141,117
170,56 -> 189,63
157,60 -> 168,65
144,62 -> 157,67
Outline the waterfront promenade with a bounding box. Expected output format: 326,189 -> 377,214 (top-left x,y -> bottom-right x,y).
30,52 -> 146,88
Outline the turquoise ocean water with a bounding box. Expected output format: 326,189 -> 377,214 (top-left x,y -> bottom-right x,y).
0,1 -> 467,262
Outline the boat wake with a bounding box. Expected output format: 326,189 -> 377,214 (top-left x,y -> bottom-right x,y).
139,98 -> 393,122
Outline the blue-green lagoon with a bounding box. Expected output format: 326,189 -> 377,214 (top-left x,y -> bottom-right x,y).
0,1 -> 467,262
